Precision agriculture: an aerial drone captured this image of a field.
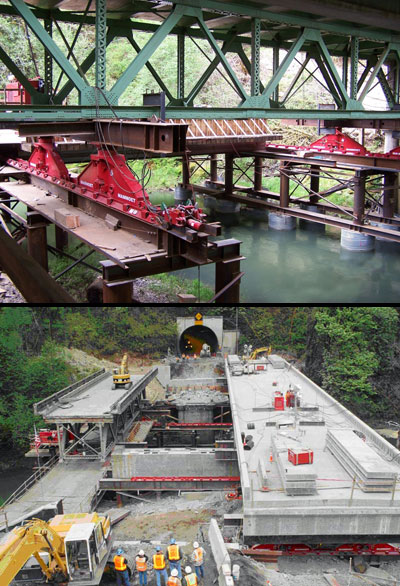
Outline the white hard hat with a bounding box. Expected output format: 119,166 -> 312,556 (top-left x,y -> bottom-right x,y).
185,566 -> 192,574
193,541 -> 199,548
139,550 -> 144,556
171,569 -> 179,577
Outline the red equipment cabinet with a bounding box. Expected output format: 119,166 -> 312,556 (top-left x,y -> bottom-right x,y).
5,77 -> 43,104
288,448 -> 313,465
274,392 -> 284,411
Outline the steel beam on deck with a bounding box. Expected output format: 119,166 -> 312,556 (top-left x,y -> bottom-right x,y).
18,120 -> 188,154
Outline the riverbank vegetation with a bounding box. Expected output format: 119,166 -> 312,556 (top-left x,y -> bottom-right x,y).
0,307 -> 398,454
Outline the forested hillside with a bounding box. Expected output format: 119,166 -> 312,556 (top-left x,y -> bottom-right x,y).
0,306 -> 398,454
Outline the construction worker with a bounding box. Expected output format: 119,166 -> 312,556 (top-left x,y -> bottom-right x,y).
153,545 -> 168,586
183,566 -> 198,586
167,568 -> 182,586
113,548 -> 131,586
135,549 -> 148,586
167,537 -> 182,578
191,542 -> 205,581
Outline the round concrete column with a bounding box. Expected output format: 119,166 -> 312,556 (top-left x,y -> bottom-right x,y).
174,183 -> 193,205
340,229 -> 375,252
215,199 -> 241,214
299,203 -> 325,232
369,220 -> 400,242
269,212 -> 296,230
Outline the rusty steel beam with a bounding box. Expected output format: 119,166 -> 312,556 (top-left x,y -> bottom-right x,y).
255,148 -> 400,173
0,226 -> 75,302
193,184 -> 400,242
101,237 -> 244,303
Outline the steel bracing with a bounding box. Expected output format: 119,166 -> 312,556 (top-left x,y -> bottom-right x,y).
0,0 -> 400,121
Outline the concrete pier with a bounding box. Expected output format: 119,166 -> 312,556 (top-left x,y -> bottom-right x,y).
340,229 -> 375,251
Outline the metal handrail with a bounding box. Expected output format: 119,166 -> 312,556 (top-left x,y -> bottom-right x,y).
1,453 -> 59,509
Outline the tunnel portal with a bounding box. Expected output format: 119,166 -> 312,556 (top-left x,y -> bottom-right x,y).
179,325 -> 219,355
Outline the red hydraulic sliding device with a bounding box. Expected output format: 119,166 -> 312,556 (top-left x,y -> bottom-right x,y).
8,137 -> 207,233
250,542 -> 400,557
266,128 -> 400,159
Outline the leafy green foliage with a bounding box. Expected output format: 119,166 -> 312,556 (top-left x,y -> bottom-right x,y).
313,307 -> 398,415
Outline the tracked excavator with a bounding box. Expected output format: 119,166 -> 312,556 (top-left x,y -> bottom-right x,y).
0,512 -> 112,586
248,347 -> 272,360
112,353 -> 132,390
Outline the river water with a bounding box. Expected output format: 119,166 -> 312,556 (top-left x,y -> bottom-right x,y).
170,202 -> 400,303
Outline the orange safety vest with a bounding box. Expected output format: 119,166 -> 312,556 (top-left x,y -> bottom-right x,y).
167,577 -> 181,586
167,544 -> 180,561
185,573 -> 197,586
136,556 -> 147,571
153,553 -> 166,570
193,548 -> 203,563
114,555 -> 127,571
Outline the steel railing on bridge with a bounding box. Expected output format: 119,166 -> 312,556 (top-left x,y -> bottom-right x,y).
1,453 -> 60,510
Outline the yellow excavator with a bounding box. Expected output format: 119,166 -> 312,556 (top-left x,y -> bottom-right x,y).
249,346 -> 272,360
0,512 -> 112,585
112,353 -> 132,390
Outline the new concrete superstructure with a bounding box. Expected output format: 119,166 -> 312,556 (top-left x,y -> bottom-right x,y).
226,356 -> 400,544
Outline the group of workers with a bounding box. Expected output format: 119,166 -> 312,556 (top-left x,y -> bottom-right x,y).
113,539 -> 206,586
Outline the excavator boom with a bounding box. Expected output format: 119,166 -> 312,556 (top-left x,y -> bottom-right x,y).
0,519 -> 67,585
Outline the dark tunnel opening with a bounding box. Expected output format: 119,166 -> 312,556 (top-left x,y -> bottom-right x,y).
178,325 -> 219,355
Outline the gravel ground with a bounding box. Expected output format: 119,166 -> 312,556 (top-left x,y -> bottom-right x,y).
0,272 -> 25,302
132,277 -> 172,303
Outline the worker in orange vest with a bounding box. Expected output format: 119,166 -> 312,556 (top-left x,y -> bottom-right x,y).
183,566 -> 198,586
153,545 -> 168,586
167,568 -> 182,586
113,548 -> 131,586
167,537 -> 182,578
135,549 -> 148,586
191,542 -> 205,581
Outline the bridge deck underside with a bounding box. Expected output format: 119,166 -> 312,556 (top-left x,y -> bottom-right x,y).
227,359 -> 400,542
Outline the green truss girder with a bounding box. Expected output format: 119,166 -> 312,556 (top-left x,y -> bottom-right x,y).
109,5 -> 187,102
125,32 -> 174,102
8,0 -> 90,101
2,105 -> 400,122
185,32 -> 238,105
0,0 -> 399,121
95,0 -> 107,90
195,10 -> 247,101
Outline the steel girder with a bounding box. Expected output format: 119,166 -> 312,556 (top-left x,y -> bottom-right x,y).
0,0 -> 400,120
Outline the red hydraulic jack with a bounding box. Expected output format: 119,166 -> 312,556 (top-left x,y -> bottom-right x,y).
8,138 -> 213,235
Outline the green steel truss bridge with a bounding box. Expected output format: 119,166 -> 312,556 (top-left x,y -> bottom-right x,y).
0,0 -> 400,122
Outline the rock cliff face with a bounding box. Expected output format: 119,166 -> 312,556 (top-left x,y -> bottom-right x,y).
303,312 -> 324,388
304,312 -> 400,425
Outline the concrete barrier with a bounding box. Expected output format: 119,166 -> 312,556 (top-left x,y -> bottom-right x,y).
209,518 -> 234,586
225,360 -> 251,500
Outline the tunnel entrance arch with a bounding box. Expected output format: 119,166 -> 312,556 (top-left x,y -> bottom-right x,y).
179,325 -> 219,355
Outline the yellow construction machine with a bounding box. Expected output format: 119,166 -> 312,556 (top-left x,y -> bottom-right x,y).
112,353 -> 132,389
249,346 -> 272,360
0,512 -> 112,585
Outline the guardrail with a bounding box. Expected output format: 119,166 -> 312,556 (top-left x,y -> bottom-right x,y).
1,453 -> 59,509
34,368 -> 106,415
